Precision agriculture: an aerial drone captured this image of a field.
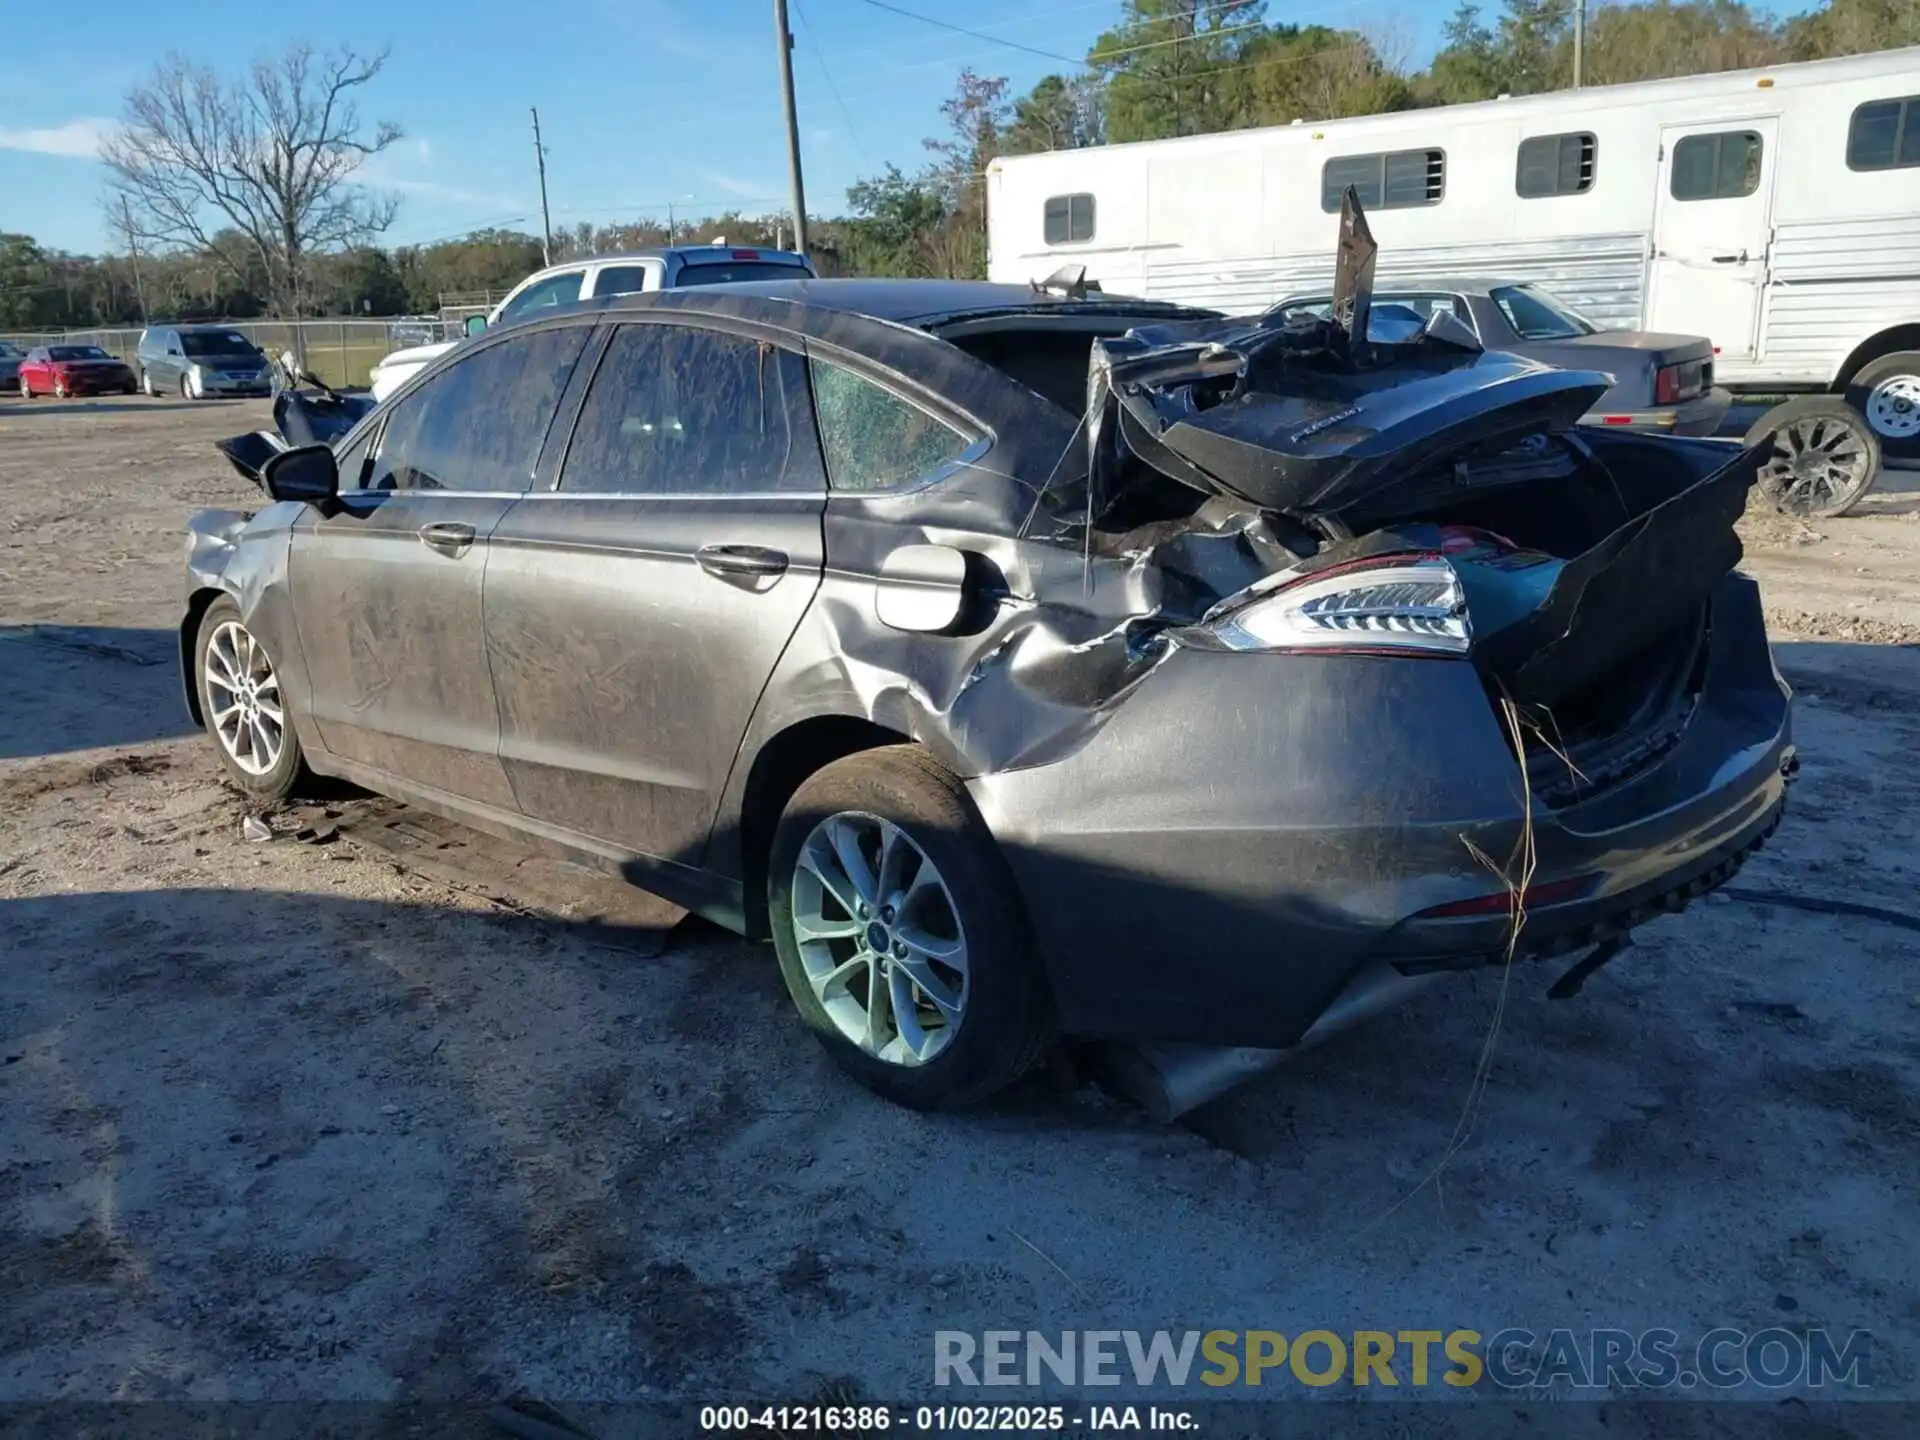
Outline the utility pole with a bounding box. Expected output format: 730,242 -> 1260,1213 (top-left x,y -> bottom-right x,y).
1573,0 -> 1586,89
531,108 -> 554,266
118,196 -> 148,322
667,200 -> 677,247
773,0 -> 809,254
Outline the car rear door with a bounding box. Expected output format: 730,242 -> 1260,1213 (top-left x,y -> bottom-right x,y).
484,317 -> 828,873
288,320 -> 594,809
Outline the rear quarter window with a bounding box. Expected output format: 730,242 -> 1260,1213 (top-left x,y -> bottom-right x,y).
809,359 -> 969,493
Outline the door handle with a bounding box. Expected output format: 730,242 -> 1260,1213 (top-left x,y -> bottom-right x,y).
418,520 -> 477,555
1711,251 -> 1749,264
696,544 -> 789,580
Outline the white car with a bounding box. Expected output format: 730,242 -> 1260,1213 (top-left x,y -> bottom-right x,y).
368,243 -> 818,401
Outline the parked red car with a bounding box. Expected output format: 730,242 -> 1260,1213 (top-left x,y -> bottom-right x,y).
17,344 -> 138,399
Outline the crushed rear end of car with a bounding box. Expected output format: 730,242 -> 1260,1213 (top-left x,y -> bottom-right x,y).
961,193 -> 1793,1114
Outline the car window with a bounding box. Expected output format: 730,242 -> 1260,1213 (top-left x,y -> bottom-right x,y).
559,323 -> 815,496
497,271 -> 585,323
334,428 -> 374,490
367,325 -> 591,493
49,346 -> 111,361
180,330 -> 260,358
1490,284 -> 1596,340
592,265 -> 651,297
808,358 -> 969,494
673,260 -> 811,286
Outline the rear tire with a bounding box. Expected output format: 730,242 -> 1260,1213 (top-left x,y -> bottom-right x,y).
1743,396 -> 1881,519
1845,351 -> 1920,466
767,745 -> 1053,1110
192,597 -> 310,805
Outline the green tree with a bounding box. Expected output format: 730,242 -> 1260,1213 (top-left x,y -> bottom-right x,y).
1092,0 -> 1269,141
1006,73 -> 1108,153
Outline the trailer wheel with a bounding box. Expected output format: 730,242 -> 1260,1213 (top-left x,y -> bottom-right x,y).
1743,397 -> 1881,520
1844,351 -> 1920,465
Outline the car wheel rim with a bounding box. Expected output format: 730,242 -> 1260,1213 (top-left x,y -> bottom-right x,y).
1865,374 -> 1920,440
790,811 -> 969,1066
204,619 -> 286,777
1758,415 -> 1872,514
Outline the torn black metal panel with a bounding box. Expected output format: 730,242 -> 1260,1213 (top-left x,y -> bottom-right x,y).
1470,439 -> 1766,708
1328,183 -> 1378,362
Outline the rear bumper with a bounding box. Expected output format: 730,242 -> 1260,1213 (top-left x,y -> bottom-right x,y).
1581,386 -> 1732,438
967,573 -> 1791,1049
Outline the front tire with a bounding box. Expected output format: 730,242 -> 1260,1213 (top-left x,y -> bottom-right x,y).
17,375 -> 28,400
768,745 -> 1053,1110
141,369 -> 155,397
1744,396 -> 1881,519
193,597 -> 309,804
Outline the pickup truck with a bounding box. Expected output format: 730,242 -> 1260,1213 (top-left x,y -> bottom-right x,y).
368,243 -> 818,401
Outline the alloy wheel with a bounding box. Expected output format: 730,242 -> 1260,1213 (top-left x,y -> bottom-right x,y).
203,619 -> 286,777
789,811 -> 970,1066
1758,414 -> 1873,516
1864,373 -> 1920,441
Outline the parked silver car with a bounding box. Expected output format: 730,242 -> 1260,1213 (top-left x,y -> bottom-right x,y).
1267,280 -> 1732,438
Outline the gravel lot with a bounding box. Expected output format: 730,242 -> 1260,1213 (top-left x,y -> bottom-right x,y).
3,395 -> 1919,1430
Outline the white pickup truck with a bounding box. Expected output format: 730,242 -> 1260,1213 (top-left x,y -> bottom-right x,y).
369,243 -> 818,401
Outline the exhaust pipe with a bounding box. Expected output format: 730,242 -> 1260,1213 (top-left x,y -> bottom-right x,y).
1093,963 -> 1442,1123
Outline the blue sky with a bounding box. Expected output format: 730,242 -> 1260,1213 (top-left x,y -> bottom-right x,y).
0,0 -> 1460,255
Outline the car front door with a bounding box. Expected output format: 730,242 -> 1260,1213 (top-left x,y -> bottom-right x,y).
484,318 -> 828,874
289,320 -> 594,809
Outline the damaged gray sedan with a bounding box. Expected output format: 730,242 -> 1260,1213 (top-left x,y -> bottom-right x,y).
183,195 -> 1794,1112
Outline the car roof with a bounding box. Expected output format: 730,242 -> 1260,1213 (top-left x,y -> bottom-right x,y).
572,277 -> 1212,327
534,245 -> 813,273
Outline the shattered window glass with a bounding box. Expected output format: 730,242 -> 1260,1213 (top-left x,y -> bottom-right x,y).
369,325 -> 589,492
809,359 -> 968,494
1847,97 -> 1920,171
559,323 -> 811,495
1670,131 -> 1762,201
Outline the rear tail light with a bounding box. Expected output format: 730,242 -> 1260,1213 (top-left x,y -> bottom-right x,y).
1654,360 -> 1704,405
730,249 -> 761,259
1210,554 -> 1471,656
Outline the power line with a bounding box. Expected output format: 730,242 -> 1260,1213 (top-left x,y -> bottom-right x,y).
847,0 -> 1081,65
793,0 -> 874,171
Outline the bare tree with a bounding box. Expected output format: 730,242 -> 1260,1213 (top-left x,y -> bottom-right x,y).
102,44 -> 402,318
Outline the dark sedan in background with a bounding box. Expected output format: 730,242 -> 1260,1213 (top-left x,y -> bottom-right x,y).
16,344 -> 137,398
1267,279 -> 1732,437
0,339 -> 24,394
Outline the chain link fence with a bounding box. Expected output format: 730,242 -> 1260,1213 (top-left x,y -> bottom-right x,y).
0,318 -> 459,390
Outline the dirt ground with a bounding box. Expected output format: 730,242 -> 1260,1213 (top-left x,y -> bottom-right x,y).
3,395 -> 1919,1429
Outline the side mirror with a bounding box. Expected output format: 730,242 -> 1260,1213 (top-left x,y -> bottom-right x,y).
465,315 -> 488,337
875,544 -> 975,633
262,444 -> 339,508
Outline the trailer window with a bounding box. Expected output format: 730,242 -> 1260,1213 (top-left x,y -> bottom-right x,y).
1321,149 -> 1444,212
1043,193 -> 1096,245
1517,132 -> 1596,198
1847,96 -> 1920,171
1670,131 -> 1762,201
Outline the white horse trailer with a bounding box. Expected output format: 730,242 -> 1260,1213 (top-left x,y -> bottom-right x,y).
987,46 -> 1920,479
